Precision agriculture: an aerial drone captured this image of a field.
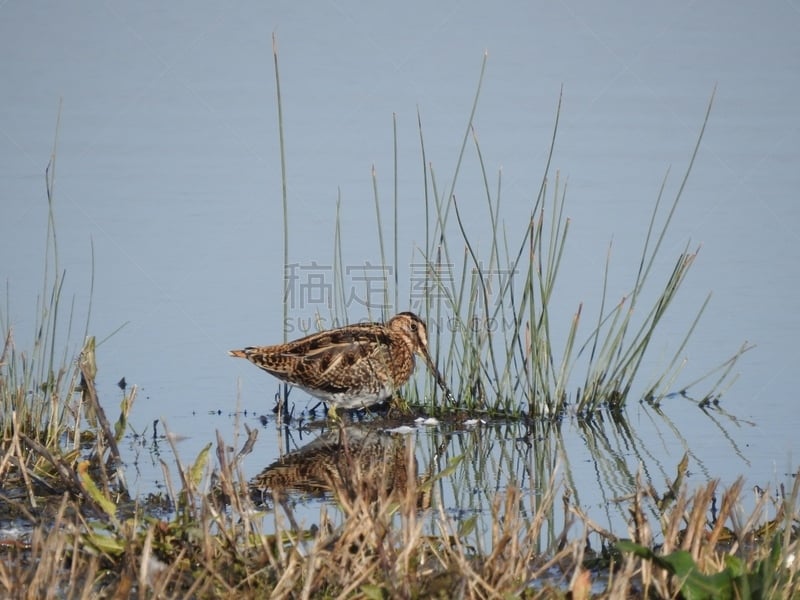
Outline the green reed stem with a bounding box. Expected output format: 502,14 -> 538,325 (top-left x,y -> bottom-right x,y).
272,34 -> 290,409
393,112 -> 399,313
371,165 -> 388,320
272,34 -> 289,339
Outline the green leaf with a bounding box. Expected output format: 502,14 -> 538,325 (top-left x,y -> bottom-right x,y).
77,460 -> 119,525
360,584 -> 387,600
436,455 -> 465,480
189,443 -> 212,487
114,391 -> 134,441
615,540 -> 652,559
616,541 -> 737,600
83,525 -> 126,556
458,513 -> 478,538
659,551 -> 733,600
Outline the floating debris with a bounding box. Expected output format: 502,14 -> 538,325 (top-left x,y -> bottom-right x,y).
384,425 -> 416,434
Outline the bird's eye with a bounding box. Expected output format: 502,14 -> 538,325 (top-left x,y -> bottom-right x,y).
410,323 -> 417,332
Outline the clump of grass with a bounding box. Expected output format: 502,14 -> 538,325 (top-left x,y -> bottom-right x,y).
1,138 -> 73,448
1,123 -> 134,514
408,68 -> 751,417
609,470 -> 800,599
292,52 -> 750,418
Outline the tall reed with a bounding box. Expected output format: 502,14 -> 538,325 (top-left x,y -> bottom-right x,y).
407,74 -> 750,417
275,53 -> 747,417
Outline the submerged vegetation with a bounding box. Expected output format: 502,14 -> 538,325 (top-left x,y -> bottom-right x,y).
1,48 -> 794,598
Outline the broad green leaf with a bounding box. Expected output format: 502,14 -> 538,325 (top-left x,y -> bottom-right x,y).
360,584 -> 387,600
114,392 -> 133,441
77,460 -> 118,525
189,443 -> 212,487
84,525 -> 126,556
616,541 -> 736,600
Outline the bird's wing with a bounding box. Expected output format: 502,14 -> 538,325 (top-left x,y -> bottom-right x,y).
281,325 -> 388,360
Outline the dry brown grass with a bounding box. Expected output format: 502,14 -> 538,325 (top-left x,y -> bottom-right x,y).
2,391 -> 798,600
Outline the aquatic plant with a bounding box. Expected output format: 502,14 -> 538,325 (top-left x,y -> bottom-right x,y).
273,52 -> 750,418
411,70 -> 750,417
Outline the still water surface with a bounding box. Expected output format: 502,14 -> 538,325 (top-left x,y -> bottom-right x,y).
2,2 -> 798,535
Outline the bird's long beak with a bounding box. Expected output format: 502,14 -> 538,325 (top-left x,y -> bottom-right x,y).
419,348 -> 456,405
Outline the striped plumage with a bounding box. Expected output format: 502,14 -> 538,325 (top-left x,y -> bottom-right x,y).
229,311 -> 454,411
251,427 -> 406,496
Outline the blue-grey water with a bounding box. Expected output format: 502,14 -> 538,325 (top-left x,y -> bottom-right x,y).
2,2 -> 798,537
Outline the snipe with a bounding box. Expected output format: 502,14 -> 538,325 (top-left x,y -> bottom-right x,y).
229,311 -> 454,413
250,426 -> 422,504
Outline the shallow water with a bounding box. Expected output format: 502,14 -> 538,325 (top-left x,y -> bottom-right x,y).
2,2 -> 798,538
